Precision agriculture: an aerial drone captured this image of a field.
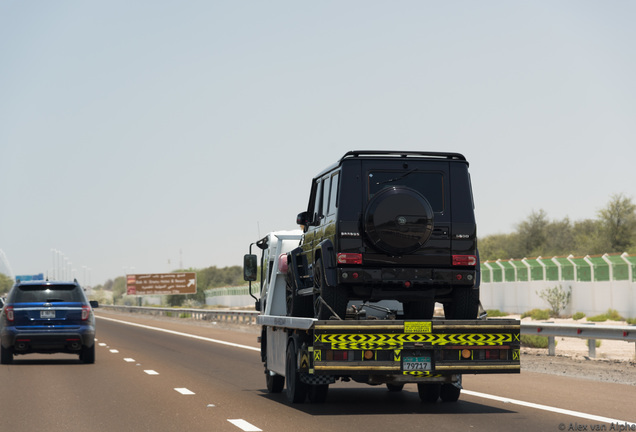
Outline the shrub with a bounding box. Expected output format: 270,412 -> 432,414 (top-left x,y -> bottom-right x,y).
486,309 -> 508,317
607,309 -> 624,321
572,312 -> 586,320
587,314 -> 607,322
627,318 -> 636,325
521,309 -> 551,320
537,285 -> 571,317
520,335 -> 556,349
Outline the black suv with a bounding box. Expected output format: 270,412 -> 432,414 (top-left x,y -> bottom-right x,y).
1,280 -> 98,364
286,150 -> 480,320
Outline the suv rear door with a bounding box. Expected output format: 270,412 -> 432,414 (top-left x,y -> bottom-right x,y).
10,285 -> 86,329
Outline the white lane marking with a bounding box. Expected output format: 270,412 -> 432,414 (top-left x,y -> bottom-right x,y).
144,370 -> 159,375
175,388 -> 195,395
109,349 -> 119,353
97,315 -> 259,352
228,419 -> 262,431
98,343 -> 107,347
124,358 -> 135,362
463,390 -> 636,426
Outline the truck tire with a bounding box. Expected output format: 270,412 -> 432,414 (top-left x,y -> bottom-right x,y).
266,371 -> 285,393
440,383 -> 461,402
403,300 -> 435,319
80,343 -> 95,364
444,287 -> 479,319
417,383 -> 440,403
1,345 -> 13,364
285,340 -> 307,403
314,258 -> 347,320
307,384 -> 329,403
286,272 -> 312,317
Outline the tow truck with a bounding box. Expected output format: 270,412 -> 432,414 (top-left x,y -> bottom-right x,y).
244,231 -> 521,404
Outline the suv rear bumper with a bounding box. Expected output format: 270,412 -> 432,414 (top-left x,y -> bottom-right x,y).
336,267 -> 476,300
1,327 -> 95,354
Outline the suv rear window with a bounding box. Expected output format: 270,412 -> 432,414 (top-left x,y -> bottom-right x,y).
11,285 -> 83,303
368,171 -> 444,212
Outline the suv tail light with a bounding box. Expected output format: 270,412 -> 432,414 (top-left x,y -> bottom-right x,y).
452,255 -> 477,266
5,306 -> 14,322
337,253 -> 363,265
81,305 -> 91,321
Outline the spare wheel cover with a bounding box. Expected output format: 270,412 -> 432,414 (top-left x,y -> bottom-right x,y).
364,186 -> 434,255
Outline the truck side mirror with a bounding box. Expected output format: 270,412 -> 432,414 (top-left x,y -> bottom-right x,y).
243,254 -> 258,281
296,211 -> 309,226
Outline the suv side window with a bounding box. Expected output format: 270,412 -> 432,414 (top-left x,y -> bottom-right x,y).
327,172 -> 339,216
321,176 -> 331,221
310,179 -> 323,225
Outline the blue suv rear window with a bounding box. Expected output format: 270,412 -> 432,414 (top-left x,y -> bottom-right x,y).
12,285 -> 83,303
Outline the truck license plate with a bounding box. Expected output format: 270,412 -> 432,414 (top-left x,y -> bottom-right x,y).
40,310 -> 55,319
402,356 -> 431,371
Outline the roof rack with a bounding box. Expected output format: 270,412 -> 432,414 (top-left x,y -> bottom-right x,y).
340,150 -> 466,163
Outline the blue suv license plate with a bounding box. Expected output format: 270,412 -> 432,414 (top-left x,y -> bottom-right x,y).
40,310 -> 55,319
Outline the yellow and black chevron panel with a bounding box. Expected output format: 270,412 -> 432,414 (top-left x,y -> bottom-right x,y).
402,370 -> 443,378
315,333 -> 514,350
314,349 -> 322,362
512,349 -> 520,361
393,349 -> 401,362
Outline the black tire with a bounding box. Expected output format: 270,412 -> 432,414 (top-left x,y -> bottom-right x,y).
314,258 -> 347,320
266,371 -> 285,393
444,287 -> 480,319
286,272 -> 313,317
285,340 -> 307,403
80,343 -> 95,364
386,383 -> 405,392
1,345 -> 13,364
440,383 -> 461,402
417,383 -> 440,403
364,186 -> 434,255
403,300 -> 435,320
307,384 -> 329,403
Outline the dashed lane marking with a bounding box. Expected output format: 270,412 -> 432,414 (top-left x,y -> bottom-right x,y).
144,370 -> 159,375
174,388 -> 195,395
228,419 -> 262,431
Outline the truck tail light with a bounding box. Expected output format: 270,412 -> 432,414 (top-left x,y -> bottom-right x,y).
6,306 -> 14,322
81,305 -> 91,321
337,253 -> 362,265
452,255 -> 477,266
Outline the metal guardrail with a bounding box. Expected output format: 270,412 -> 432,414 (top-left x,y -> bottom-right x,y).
521,322 -> 636,358
99,305 -> 259,325
99,306 -> 635,359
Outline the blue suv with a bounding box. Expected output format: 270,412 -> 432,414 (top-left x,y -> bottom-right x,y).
0,280 -> 98,364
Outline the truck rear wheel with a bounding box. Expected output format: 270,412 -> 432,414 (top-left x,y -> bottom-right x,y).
440,383 -> 461,402
314,258 -> 347,320
417,383 -> 440,403
307,384 -> 329,403
266,371 -> 285,393
285,340 -> 307,403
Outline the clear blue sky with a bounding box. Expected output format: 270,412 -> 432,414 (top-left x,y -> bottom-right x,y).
1,1 -> 635,286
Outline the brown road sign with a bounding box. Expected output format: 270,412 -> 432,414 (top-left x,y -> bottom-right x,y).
126,272 -> 197,295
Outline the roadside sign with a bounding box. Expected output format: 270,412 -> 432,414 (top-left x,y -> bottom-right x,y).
126,272 -> 197,295
16,273 -> 44,281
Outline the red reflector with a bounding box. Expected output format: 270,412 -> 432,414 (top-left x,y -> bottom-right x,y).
337,253 -> 362,265
452,255 -> 477,266
404,281 -> 411,288
352,272 -> 359,279
333,351 -> 348,361
455,274 -> 463,280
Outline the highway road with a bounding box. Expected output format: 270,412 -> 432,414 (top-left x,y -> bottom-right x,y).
1,311 -> 634,432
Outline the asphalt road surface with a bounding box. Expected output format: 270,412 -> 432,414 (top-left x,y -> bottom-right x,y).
1,311 -> 634,432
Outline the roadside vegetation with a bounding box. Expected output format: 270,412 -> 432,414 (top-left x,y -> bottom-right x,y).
479,194 -> 636,261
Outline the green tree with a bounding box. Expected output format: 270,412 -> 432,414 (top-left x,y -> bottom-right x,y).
0,273 -> 14,296
597,194 -> 636,252
516,209 -> 549,257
